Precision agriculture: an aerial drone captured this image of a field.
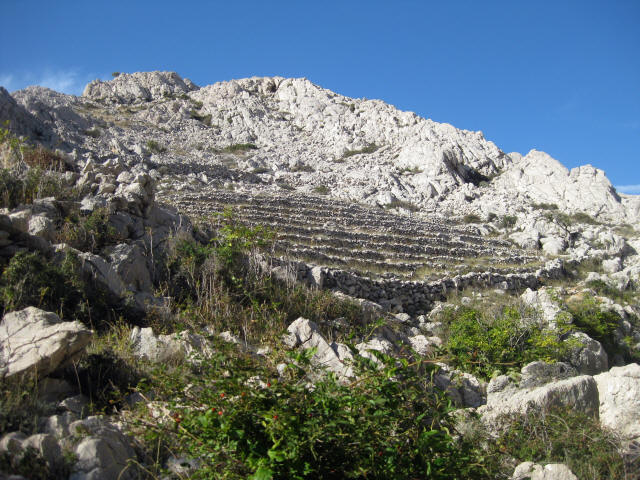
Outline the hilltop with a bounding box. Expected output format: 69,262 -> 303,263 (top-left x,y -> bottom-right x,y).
0,71 -> 638,479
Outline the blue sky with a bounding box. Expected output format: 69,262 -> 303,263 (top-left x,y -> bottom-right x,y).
1,0 -> 639,193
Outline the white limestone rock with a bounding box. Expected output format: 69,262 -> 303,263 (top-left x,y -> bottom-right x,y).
512,462 -> 577,480
594,363 -> 640,443
283,317 -> 353,379
521,287 -> 563,327
479,375 -> 599,425
131,327 -> 213,363
83,71 -> 198,104
69,416 -> 137,480
0,307 -> 92,378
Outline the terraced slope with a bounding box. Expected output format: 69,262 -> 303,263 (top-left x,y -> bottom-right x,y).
159,189 -> 543,281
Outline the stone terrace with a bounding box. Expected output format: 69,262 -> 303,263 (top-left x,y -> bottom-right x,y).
159,189 -> 543,282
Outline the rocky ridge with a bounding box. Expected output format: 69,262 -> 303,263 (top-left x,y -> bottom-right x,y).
0,71 -> 638,478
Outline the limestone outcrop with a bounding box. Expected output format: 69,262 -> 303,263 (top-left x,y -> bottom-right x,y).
0,307 -> 92,378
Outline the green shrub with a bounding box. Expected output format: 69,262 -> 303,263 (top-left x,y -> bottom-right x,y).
189,110 -> 212,126
313,185 -> 329,195
57,207 -> 121,253
146,140 -> 167,154
0,446 -> 73,480
0,251 -> 85,316
223,143 -> 258,153
0,250 -> 120,330
567,294 -> 638,361
532,202 -> 558,210
139,348 -> 483,480
442,306 -> 569,379
290,163 -> 314,173
342,143 -> 379,159
84,127 -> 101,138
462,214 -> 481,224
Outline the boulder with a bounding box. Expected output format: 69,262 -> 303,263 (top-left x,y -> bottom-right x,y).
479,374 -> 599,426
106,243 -> 153,292
520,287 -> 563,327
129,327 -> 213,363
0,307 -> 92,378
512,462 -> 577,480
565,332 -> 608,375
283,317 -> 353,379
594,363 -> 640,443
69,416 -> 137,480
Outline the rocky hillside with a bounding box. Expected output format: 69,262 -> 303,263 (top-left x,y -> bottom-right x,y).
0,71 -> 638,479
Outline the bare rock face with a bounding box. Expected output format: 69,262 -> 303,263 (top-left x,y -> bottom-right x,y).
0,307 -> 92,378
0,86 -> 47,140
83,71 -> 198,104
496,150 -> 631,223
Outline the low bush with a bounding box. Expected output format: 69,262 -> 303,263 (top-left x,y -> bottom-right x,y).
312,185 -> 329,195
146,140 -> 167,154
57,207 -> 121,253
462,213 -> 481,224
532,202 -> 558,211
567,294 -> 639,362
0,251 -> 85,316
223,143 -> 258,153
441,306 -> 569,379
0,250 -> 119,330
342,143 -> 379,159
137,347 -> 484,480
189,110 -> 212,126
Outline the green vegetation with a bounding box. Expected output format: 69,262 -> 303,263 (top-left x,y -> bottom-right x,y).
486,407 -> 631,479
397,166 -> 423,175
532,202 -> 559,210
84,127 -> 101,138
441,305 -> 570,379
0,446 -> 74,480
313,185 -> 329,195
342,143 -> 379,159
545,210 -> 599,226
567,293 -> 639,363
146,140 -> 167,153
111,72 -> 121,77
252,166 -> 270,174
189,110 -> 212,126
0,127 -> 75,208
290,163 -> 314,173
57,207 -> 122,253
223,143 -> 258,153
462,213 -> 482,224
137,346 -> 486,480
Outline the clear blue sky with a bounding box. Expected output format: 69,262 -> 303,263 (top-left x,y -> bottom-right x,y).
2,0 -> 639,192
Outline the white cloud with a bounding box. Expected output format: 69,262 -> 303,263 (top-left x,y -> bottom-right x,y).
38,70 -> 84,94
0,74 -> 15,91
615,184 -> 640,195
0,69 -> 101,95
